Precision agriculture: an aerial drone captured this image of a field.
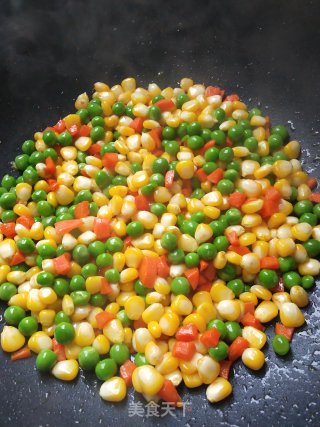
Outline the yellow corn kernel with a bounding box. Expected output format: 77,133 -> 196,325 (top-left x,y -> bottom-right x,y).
242,348 -> 265,370
171,295 -> 193,316
192,291 -> 211,307
240,253 -> 261,274
8,292 -> 28,310
0,239 -> 17,261
132,328 -> 154,353
213,251 -> 227,269
182,313 -> 206,333
0,265 -> 10,284
124,248 -> 143,270
276,238 -> 296,257
273,160 -> 292,178
196,302 -> 217,323
254,301 -> 278,323
122,327 -> 133,347
38,309 -> 56,327
194,224 -> 213,244
176,160 -> 194,179
242,326 -> 266,350
155,351 -> 179,375
113,252 -> 126,272
74,322 -> 95,347
250,285 -> 272,301
99,376 -> 127,402
164,369 -> 182,387
272,292 -> 291,309
52,360 -> 79,381
279,302 -> 305,327
291,223 -> 313,242
124,295 -> 145,320
154,278 -> 171,295
283,140 -> 300,159
28,331 -> 52,353
27,289 -> 46,312
182,372 -> 203,388
203,206 -> 220,220
298,259 -> 320,276
148,320 -> 162,339
206,377 -> 232,403
132,233 -> 154,249
226,251 -> 242,266
239,233 -> 257,247
1,326 -> 25,352
116,291 -> 135,307
290,286 -> 309,308
267,213 -> 286,229
145,341 -> 163,365
159,311 -> 180,336
180,352 -> 202,375
62,294 -> 74,316
85,276 -> 102,294
15,183 -> 32,202
241,214 -> 262,228
132,365 -> 164,395
142,303 -> 165,324
239,292 -> 258,305
7,270 -> 26,285
91,334 -> 110,356
197,355 -> 220,384
63,343 -> 81,360
210,282 -> 234,302
216,300 -> 241,321
103,319 -> 124,344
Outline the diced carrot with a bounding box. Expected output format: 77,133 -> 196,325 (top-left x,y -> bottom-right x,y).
10,251 -> 26,266
93,218 -> 111,240
129,117 -> 144,133
100,278 -> 112,295
199,260 -> 209,272
228,337 -> 250,361
52,338 -> 66,361
87,142 -> 102,155
228,192 -> 247,209
133,318 -> 147,329
45,156 -> 56,175
172,341 -> 196,361
228,245 -> 250,255
307,177 -> 317,189
195,168 -> 207,182
196,283 -> 212,292
120,360 -> 137,386
0,222 -> 16,238
176,324 -> 198,342
203,263 -> 216,281
158,379 -> 181,406
165,170 -> 175,188
11,347 -> 32,361
240,312 -> 265,331
79,125 -> 91,137
182,179 -> 192,197
226,231 -> 240,246
225,94 -> 239,102
139,256 -> 158,288
16,215 -> 34,229
154,99 -> 175,112
47,179 -> 59,191
74,201 -> 90,219
225,137 -> 234,147
260,256 -> 280,270
243,302 -> 255,315
264,187 -> 282,202
200,328 -> 220,348
55,219 -> 83,235
157,255 -> 170,278
53,119 -> 66,133
102,153 -> 118,169
148,127 -> 162,149
124,236 -> 133,248
205,86 -> 225,98
219,360 -> 233,379
310,193 -> 320,203
207,167 -> 224,184
135,194 -> 150,211
199,140 -> 215,155
95,311 -> 115,329
184,268 -> 200,290
275,323 -> 295,341
259,200 -> 279,218
271,277 -> 285,293
53,253 -> 72,275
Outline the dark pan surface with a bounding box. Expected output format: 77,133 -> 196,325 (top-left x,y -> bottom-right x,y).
0,1 -> 319,426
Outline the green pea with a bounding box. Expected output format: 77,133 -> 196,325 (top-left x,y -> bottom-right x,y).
213,236 -> 229,252
271,125 -> 289,141
273,151 -> 288,161
16,237 -> 35,255
210,130 -> 226,146
95,170 -> 112,188
88,241 -> 106,258
224,169 -> 238,182
112,102 -> 126,116
37,244 -> 56,259
18,316 -> 38,336
22,140 -> 35,155
214,108 -> 226,122
53,278 -> 70,297
88,102 -> 103,118
54,311 -> 71,324
117,310 -> 132,327
162,126 -> 176,140
225,321 -> 242,342
203,162 -> 218,175
227,160 -> 241,172
32,190 -> 47,202
176,93 -> 189,108
106,237 -> 123,253
225,208 -> 242,225
79,346 -> 100,370
71,291 -> 91,305
208,341 -> 229,361
105,269 -> 120,284
171,277 -> 190,295
161,232 -> 178,251
37,271 -> 55,286
110,343 -> 130,365
303,239 -> 320,257
126,221 -> 144,237
23,166 -> 38,184
301,275 -> 315,290
299,213 -> 317,226
0,282 -> 17,301
75,190 -> 92,204
90,294 -> 107,307
36,349 -> 57,372
272,334 -> 290,356
187,121 -> 201,136
219,147 -> 234,162
4,306 -> 26,325
72,244 -> 90,265
148,105 -> 162,121
258,269 -> 278,289
135,352 -> 149,366
134,279 -> 150,296
188,135 -> 204,150
42,130 -> 57,146
185,253 -> 200,268
81,263 -> 98,279
227,279 -> 245,297
207,319 -> 227,340
197,243 -> 216,260
177,122 -> 188,138
191,189 -> 205,199
204,147 -> 219,162
37,201 -> 55,216
58,131 -> 73,147
283,271 -> 301,290
228,125 -> 243,143
96,253 -> 113,268
279,256 -> 296,273
218,263 -> 237,281
0,192 -> 16,209
1,210 -> 17,223
77,108 -> 89,123
152,158 -> 169,174
15,154 -> 30,171
95,358 -> 117,380
268,134 -> 283,151
125,105 -> 134,119
244,137 -> 258,152
168,248 -> 185,264
91,116 -> 105,127
54,322 -> 75,344
90,126 -> 105,142
249,108 -> 262,118
313,203 -> 320,220
293,200 -> 313,216
210,220 -> 225,237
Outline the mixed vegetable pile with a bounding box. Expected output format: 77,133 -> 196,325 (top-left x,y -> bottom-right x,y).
0,77 -> 319,406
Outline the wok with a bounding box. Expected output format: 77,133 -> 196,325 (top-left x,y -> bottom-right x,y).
0,1 -> 319,426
